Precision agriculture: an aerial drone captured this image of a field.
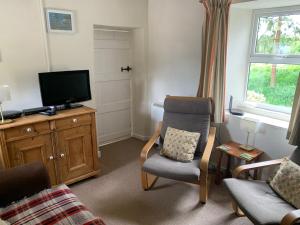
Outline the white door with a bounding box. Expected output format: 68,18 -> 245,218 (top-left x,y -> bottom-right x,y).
94,29 -> 132,145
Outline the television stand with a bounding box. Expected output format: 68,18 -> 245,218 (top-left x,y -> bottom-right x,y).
68,103 -> 83,109
55,103 -> 83,111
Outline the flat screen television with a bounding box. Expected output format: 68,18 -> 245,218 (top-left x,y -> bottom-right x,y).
38,70 -> 91,108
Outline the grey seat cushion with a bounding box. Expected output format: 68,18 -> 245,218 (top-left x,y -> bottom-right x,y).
224,178 -> 296,225
143,150 -> 200,183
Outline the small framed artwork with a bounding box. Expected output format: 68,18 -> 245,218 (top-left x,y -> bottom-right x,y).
46,9 -> 75,33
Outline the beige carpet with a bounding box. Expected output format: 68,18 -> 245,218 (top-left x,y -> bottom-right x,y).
70,138 -> 253,225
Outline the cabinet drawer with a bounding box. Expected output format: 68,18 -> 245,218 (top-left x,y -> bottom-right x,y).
5,122 -> 50,141
55,114 -> 92,130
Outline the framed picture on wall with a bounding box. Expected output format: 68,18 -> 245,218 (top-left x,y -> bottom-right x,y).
46,9 -> 75,33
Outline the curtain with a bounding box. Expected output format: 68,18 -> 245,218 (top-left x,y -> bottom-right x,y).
287,74 -> 300,146
197,0 -> 232,123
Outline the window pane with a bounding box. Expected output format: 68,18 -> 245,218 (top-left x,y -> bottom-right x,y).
255,14 -> 300,55
247,63 -> 300,108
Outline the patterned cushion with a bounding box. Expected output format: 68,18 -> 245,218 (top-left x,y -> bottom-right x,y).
160,127 -> 200,162
269,158 -> 300,209
0,184 -> 105,225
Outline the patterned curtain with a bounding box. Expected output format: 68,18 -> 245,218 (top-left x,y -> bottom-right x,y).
287,74 -> 300,146
197,0 -> 232,123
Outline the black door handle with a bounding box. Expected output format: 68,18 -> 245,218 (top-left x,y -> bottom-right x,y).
121,66 -> 132,72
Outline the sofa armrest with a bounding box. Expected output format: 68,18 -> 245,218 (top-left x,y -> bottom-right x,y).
233,158 -> 284,178
0,162 -> 51,207
281,209 -> 300,225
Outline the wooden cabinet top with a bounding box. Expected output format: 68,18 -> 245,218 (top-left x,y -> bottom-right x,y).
0,107 -> 96,130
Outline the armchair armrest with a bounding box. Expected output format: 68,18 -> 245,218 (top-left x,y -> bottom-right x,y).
0,162 -> 51,207
140,122 -> 162,165
281,209 -> 300,225
200,126 -> 216,173
233,158 -> 284,178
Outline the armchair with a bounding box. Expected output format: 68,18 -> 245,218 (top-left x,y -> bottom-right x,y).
224,148 -> 300,225
140,96 -> 216,204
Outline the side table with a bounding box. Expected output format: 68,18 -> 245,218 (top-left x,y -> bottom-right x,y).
215,141 -> 264,185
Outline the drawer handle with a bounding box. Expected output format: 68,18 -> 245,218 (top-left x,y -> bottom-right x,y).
25,127 -> 33,133
60,153 -> 65,158
49,156 -> 54,160
72,118 -> 78,123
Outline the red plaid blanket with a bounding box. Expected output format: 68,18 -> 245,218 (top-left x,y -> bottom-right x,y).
0,185 -> 105,225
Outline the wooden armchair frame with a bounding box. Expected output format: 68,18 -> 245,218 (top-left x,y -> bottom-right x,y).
232,159 -> 300,225
140,121 -> 216,204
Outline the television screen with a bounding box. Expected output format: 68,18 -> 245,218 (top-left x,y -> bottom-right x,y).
38,70 -> 91,107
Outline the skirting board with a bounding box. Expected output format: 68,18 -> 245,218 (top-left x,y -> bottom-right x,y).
132,133 -> 150,141
99,135 -> 131,147
97,133 -> 149,158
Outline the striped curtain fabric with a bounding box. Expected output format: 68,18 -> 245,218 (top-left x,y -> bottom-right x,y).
197,0 -> 232,123
287,74 -> 300,146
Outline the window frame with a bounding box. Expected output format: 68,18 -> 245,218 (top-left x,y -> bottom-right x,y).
243,6 -> 300,115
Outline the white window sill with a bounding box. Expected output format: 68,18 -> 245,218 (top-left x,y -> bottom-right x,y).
226,110 -> 289,129
154,101 -> 290,129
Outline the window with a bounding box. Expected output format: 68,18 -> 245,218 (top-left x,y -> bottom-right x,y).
246,7 -> 300,114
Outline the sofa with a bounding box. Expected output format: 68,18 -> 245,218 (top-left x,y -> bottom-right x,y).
0,162 -> 105,225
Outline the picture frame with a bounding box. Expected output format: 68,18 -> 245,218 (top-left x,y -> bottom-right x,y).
46,9 -> 75,33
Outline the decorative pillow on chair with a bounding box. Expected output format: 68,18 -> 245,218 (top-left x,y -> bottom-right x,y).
269,158 -> 300,209
160,127 -> 200,162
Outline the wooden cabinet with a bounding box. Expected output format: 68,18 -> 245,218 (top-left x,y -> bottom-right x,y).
0,107 -> 99,186
57,125 -> 95,184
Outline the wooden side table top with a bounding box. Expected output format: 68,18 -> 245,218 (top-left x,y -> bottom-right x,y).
219,141 -> 264,162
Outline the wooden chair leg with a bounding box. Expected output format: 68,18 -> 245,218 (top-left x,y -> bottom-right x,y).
232,201 -> 245,217
200,173 -> 208,204
141,171 -> 158,190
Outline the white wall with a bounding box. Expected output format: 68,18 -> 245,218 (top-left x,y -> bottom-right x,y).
43,0 -> 148,105
43,0 -> 148,138
226,7 -> 252,108
1,0 -> 297,157
0,0 -> 148,139
148,0 -> 204,105
0,0 -> 48,110
132,28 -> 149,138
224,6 -> 295,159
147,0 -> 297,160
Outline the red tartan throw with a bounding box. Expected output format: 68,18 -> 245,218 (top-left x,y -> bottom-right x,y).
0,184 -> 105,225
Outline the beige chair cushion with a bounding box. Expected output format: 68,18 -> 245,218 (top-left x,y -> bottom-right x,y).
160,127 -> 200,162
269,158 -> 300,209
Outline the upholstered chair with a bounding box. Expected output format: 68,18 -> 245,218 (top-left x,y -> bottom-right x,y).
140,96 -> 216,204
224,148 -> 300,225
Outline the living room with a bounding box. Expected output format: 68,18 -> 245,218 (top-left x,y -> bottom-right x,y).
0,0 -> 300,225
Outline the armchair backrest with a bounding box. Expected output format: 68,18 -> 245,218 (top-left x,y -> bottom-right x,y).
289,147 -> 300,165
161,96 -> 213,157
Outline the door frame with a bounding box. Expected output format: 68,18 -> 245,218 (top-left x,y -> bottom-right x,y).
93,26 -> 133,146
